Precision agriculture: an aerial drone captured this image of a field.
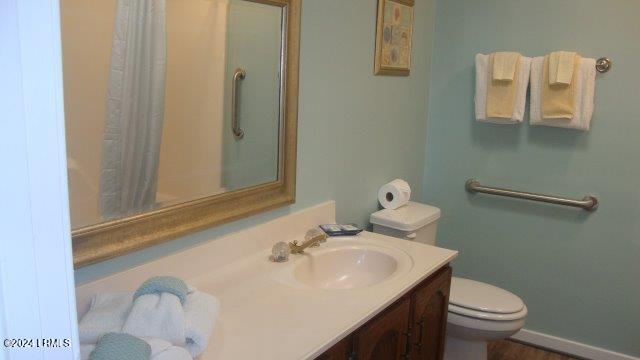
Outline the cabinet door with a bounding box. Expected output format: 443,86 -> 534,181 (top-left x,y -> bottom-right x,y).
355,297 -> 411,360
410,266 -> 452,360
316,336 -> 352,360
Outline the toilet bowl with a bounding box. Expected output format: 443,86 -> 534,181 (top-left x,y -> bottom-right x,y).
370,201 -> 528,360
444,277 -> 527,360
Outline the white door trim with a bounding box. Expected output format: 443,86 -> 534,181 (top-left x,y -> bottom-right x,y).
1,0 -> 79,359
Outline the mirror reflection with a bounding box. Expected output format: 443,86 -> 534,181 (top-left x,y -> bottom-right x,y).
61,0 -> 284,229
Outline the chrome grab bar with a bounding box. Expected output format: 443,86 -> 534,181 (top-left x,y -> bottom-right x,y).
465,179 -> 598,211
231,68 -> 246,140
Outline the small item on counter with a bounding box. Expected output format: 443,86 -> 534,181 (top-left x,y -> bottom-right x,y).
319,224 -> 363,237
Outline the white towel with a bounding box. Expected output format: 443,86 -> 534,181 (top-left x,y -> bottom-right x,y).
475,53 -> 532,124
79,288 -> 220,357
78,292 -> 133,344
530,56 -> 596,130
80,338 -> 192,360
122,292 -> 186,346
183,291 -> 221,357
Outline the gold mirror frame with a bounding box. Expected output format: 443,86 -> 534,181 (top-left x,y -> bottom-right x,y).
72,0 -> 300,268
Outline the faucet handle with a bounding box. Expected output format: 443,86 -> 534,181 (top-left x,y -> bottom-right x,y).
306,227 -> 327,244
270,241 -> 290,262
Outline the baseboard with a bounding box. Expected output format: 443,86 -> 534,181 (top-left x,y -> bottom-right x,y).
511,329 -> 639,360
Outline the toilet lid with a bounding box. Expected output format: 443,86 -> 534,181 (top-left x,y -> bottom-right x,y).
449,277 -> 524,314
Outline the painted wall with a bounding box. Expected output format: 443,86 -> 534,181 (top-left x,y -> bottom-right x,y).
75,0 -> 437,283
423,0 -> 640,356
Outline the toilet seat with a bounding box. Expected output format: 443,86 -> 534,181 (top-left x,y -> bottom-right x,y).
448,277 -> 527,321
449,303 -> 528,321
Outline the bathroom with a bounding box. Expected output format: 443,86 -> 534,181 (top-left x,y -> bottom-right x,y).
2,0 -> 639,359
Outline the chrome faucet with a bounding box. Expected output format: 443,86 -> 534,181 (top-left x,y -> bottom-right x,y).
289,229 -> 327,254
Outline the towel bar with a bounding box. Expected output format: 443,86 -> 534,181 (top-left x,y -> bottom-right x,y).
465,179 -> 598,211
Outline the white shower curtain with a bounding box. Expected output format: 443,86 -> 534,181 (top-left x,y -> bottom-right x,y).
100,0 -> 167,219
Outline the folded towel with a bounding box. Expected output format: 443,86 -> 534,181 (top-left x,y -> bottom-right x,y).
134,276 -> 189,305
78,292 -> 133,344
82,338 -> 192,360
89,333 -> 151,360
541,54 -> 581,119
122,292 -> 186,346
492,51 -> 520,81
183,290 -> 221,357
475,53 -> 531,124
530,56 -> 596,130
549,51 -> 576,85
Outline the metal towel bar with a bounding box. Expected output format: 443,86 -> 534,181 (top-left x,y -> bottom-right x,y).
465,179 -> 598,211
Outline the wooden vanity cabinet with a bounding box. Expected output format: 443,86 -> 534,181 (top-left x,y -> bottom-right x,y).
315,266 -> 452,360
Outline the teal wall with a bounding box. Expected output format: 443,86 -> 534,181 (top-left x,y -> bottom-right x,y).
76,0 -> 437,283
423,0 -> 640,356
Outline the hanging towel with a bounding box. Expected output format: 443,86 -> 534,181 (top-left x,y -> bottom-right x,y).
475,53 -> 531,124
530,56 -> 596,130
492,51 -> 521,81
486,53 -> 520,117
549,51 -> 576,85
541,54 -> 581,119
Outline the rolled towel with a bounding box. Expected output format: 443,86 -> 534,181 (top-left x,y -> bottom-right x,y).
134,276 -> 189,305
78,292 -> 133,344
183,290 -> 220,357
475,53 -> 531,124
89,333 -> 151,360
530,56 -> 596,131
122,292 -> 186,346
82,338 -> 192,360
147,338 -> 193,360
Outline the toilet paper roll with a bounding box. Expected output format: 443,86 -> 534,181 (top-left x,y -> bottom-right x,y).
378,179 -> 411,209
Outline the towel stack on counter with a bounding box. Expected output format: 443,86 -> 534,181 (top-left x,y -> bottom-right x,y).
475,50 -> 596,131
78,276 -> 220,360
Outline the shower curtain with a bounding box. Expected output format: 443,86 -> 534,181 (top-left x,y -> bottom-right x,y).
100,0 -> 167,219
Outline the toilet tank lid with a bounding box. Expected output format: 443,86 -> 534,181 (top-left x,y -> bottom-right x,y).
370,201 -> 441,232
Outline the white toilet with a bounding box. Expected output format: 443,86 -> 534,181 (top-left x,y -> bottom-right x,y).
370,201 -> 527,360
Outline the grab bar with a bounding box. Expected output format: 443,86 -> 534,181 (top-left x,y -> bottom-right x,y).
231,68 -> 246,140
465,179 -> 598,211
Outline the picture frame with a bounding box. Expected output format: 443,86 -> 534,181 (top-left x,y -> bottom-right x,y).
374,0 -> 415,76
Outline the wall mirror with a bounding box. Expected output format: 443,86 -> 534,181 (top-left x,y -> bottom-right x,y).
61,0 -> 299,267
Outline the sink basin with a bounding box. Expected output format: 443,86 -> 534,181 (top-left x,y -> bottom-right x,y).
276,238 -> 413,290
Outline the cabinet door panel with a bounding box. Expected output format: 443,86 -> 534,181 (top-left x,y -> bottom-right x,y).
356,297 -> 411,360
411,267 -> 452,360
316,336 -> 352,360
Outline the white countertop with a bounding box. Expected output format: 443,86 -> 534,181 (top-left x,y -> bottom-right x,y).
195,232 -> 457,360
75,201 -> 458,360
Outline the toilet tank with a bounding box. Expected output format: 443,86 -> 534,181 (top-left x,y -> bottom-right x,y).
370,202 -> 441,245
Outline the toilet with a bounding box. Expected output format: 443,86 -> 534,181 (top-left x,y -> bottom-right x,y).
370,201 -> 527,360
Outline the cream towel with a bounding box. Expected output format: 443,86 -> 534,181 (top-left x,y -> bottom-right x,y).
541,54 -> 581,119
486,54 -> 521,118
549,51 -> 576,85
475,54 -> 531,124
530,56 -> 596,131
492,52 -> 521,81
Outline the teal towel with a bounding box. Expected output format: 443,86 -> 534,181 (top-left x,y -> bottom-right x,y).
89,333 -> 151,360
134,276 -> 188,305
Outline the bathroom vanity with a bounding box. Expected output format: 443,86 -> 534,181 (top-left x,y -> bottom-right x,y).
75,201 -> 458,359
317,266 -> 451,360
